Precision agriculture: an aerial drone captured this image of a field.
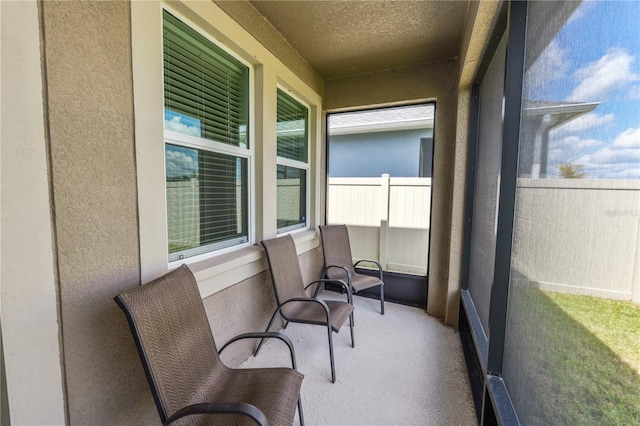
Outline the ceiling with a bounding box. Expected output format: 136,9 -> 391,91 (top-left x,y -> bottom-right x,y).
250,0 -> 471,80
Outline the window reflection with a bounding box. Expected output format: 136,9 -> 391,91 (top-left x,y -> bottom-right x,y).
520,1 -> 640,179
504,2 -> 640,424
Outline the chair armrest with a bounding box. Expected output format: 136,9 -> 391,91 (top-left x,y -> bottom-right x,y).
306,279 -> 352,304
354,260 -> 383,281
324,265 -> 352,284
164,402 -> 268,426
218,332 -> 298,370
280,297 -> 331,324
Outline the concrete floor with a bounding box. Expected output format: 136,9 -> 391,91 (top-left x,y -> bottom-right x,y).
241,292 -> 477,426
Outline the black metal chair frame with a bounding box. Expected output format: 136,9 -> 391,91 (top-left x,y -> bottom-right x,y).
319,225 -> 385,318
115,286 -> 305,425
257,238 -> 355,383
322,261 -> 385,317
162,331 -> 303,425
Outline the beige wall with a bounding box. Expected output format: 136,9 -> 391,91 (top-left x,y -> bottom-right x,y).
16,1 -> 328,424
444,0 -> 503,326
325,59 -> 460,321
212,246 -> 326,366
0,2 -> 66,423
214,0 -> 324,95
1,0 -> 506,423
40,2 -> 153,423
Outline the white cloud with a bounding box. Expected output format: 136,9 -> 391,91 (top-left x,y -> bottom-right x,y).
547,133 -> 603,164
567,48 -> 640,102
611,127 -> 640,149
560,127 -> 640,178
575,147 -> 640,165
166,149 -> 198,177
604,167 -> 640,179
553,112 -> 614,135
526,39 -> 569,97
165,116 -> 201,137
629,85 -> 640,100
580,162 -> 640,179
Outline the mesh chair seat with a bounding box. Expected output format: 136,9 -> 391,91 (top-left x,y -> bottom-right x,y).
320,225 -> 385,315
180,367 -> 303,426
281,300 -> 354,332
114,264 -> 304,426
259,235 -> 355,383
327,269 -> 382,293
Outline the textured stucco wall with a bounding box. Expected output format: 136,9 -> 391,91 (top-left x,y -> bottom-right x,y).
211,246 -> 326,367
325,60 -> 459,320
39,2 -> 329,423
41,2 -> 154,424
444,0 -> 503,327
214,0 -> 324,96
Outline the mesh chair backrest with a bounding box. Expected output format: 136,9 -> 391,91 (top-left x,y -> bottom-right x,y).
261,235 -> 307,305
115,264 -> 221,421
320,225 -> 356,281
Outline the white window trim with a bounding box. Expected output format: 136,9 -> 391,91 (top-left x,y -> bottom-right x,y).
162,7 -> 255,264
276,87 -> 311,235
131,0 -> 323,297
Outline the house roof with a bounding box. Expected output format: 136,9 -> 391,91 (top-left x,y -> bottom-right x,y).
523,100 -> 599,131
329,104 -> 434,135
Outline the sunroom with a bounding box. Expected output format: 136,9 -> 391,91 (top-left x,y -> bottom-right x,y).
1,1 -> 639,425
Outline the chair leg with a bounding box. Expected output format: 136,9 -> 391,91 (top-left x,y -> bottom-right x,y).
327,324 -> 336,383
254,309 -> 279,356
349,313 -> 355,348
298,395 -> 305,426
350,287 -> 355,327
380,284 -> 385,315
312,280 -> 322,298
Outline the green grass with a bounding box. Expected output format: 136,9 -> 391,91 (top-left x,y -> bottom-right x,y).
546,292 -> 640,376
169,243 -> 196,253
505,286 -> 640,425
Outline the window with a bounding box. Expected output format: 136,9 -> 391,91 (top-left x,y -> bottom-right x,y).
276,89 -> 308,233
503,1 -> 640,424
163,10 -> 251,261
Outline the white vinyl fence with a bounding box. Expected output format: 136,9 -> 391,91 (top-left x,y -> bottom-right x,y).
327,175 -> 431,275
513,179 -> 640,304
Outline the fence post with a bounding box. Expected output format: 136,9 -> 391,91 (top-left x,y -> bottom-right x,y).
379,174 -> 390,270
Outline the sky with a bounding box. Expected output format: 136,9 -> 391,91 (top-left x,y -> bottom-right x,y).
525,0 -> 640,179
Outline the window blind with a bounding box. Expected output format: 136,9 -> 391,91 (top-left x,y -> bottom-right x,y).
163,10 -> 249,147
163,11 -> 250,261
277,165 -> 306,231
277,89 -> 308,162
165,144 -> 248,260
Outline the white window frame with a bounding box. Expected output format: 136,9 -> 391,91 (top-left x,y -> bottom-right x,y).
161,6 -> 255,265
276,87 -> 310,235
132,1 -> 323,296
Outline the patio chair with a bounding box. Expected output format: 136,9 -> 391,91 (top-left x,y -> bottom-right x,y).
257,235 -> 354,383
114,264 -> 304,426
319,224 -> 385,315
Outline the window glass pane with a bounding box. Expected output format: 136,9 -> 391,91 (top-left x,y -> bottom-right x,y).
503,2 -> 640,424
277,165 -> 306,231
467,34 -> 507,342
277,89 -> 308,162
163,10 -> 249,148
166,144 -> 248,260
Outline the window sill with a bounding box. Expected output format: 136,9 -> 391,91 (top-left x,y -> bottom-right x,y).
186,229 -> 319,299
